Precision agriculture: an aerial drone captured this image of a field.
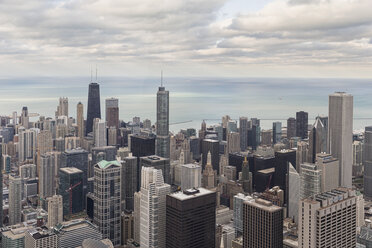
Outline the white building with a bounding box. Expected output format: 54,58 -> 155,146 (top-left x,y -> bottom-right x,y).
25,228 -> 59,248
47,195 -> 63,228
9,175 -> 22,225
93,118 -> 107,148
181,163 -> 201,190
18,128 -> 39,162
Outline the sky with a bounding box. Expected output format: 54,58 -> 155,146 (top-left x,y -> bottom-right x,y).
1,0 -> 372,78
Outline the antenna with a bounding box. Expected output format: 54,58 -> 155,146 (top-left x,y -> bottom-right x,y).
161,70 -> 163,87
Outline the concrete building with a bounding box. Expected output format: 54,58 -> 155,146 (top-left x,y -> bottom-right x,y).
261,130 -> 272,146
19,128 -> 39,162
93,160 -> 122,246
1,226 -> 34,248
316,153 -> 339,192
201,139 -> 220,174
239,117 -> 248,151
180,163 -> 201,190
298,188 -> 357,248
287,117 -> 296,140
105,97 -> 119,130
328,92 -> 353,188
202,152 -> 216,189
364,126 -> 372,200
296,111 -> 308,139
166,188 -> 216,248
39,153 -> 56,204
9,175 -> 23,225
228,132 -> 241,153
37,130 -> 52,155
156,85 -> 170,158
93,118 -> 107,148
24,228 -> 59,248
77,102 -> 85,140
233,193 -> 254,236
138,167 -> 170,248
47,195 -> 63,228
243,198 -> 283,248
57,97 -> 68,117
121,210 -> 134,246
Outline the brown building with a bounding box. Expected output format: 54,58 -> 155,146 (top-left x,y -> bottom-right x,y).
105,98 -> 119,129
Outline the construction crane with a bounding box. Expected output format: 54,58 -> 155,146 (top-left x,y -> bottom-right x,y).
65,181 -> 82,218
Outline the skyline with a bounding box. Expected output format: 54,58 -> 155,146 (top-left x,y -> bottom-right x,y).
1,0 -> 372,78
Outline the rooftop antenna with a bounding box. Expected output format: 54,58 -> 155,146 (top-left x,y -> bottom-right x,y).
161,70 -> 163,87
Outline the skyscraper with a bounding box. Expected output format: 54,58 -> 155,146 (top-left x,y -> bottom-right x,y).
286,117 -> 296,139
121,155 -> 137,211
105,97 -> 119,129
364,126 -> 372,200
19,128 -> 39,162
243,198 -> 283,248
139,167 -> 170,248
180,163 -> 201,190
272,122 -> 282,144
59,167 -> 84,216
57,97 -> 69,117
308,118 -> 326,163
166,188 -> 216,248
93,160 -> 122,246
77,102 -> 85,140
47,194 -> 63,228
201,139 -> 220,174
296,111 -> 308,139
140,155 -> 170,184
239,117 -> 248,151
39,153 -> 56,204
9,175 -> 22,225
93,118 -> 107,147
21,106 -> 29,129
233,193 -> 254,236
288,163 -> 300,224
37,130 -> 52,155
86,82 -> 101,135
328,92 -> 353,188
156,85 -> 170,158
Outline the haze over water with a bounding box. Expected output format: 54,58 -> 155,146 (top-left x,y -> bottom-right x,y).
1,77 -> 371,132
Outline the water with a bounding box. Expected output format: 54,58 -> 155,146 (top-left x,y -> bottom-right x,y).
0,77 -> 371,132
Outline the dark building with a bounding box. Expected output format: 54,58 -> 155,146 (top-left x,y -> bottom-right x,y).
255,168 -> 275,192
253,155 -> 276,189
156,85 -> 170,158
105,98 -> 119,129
121,156 -> 137,211
286,117 -> 296,139
247,126 -> 257,150
296,111 -> 308,139
243,199 -> 283,248
189,136 -> 200,161
91,146 -> 117,166
140,155 -> 170,184
86,193 -> 94,219
229,152 -> 254,179
239,117 -> 249,151
274,150 -> 296,201
166,188 -> 216,248
86,82 -> 101,135
364,126 -> 372,200
201,139 -> 220,174
59,167 -> 84,216
118,128 -> 132,147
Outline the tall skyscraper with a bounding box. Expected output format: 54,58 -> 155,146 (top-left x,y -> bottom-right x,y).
296,111 -> 308,139
77,102 -> 85,140
243,198 -> 283,248
21,106 -> 29,129
298,188 -> 357,248
0,155 -> 2,227
59,167 -> 84,216
233,193 -> 254,236
328,92 -> 353,188
156,85 -> 170,158
37,130 -> 52,155
166,188 -> 216,248
140,155 -> 170,185
57,97 -> 69,117
201,139 -> 220,174
121,155 -> 137,211
286,117 -> 296,139
47,194 -> 63,228
39,153 -> 56,204
239,117 -> 248,151
272,122 -> 282,144
288,163 -> 300,224
105,97 -> 119,129
19,128 -> 39,162
139,167 -> 170,248
180,163 -> 201,190
202,152 -> 216,189
308,118 -> 326,163
93,118 -> 107,147
9,175 -> 22,225
364,126 -> 372,200
86,82 -> 101,135
93,160 -> 122,246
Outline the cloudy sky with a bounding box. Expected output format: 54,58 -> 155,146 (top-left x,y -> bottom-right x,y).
1,0 -> 372,78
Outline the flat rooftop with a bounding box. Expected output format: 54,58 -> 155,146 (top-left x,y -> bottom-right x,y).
60,167 -> 83,174
245,198 -> 282,212
170,187 -> 214,201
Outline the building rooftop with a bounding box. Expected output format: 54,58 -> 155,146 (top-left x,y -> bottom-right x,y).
54,219 -> 98,234
60,167 -> 83,174
181,163 -> 201,169
170,187 -> 214,201
245,198 -> 282,212
96,160 -> 121,169
64,148 -> 88,154
257,167 -> 275,174
142,155 -> 168,161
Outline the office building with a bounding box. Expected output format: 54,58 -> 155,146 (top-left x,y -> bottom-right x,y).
288,163 -> 300,224
239,117 -> 248,151
59,167 -> 84,216
296,111 -> 308,139
261,129 -> 272,146
93,160 -> 121,246
328,92 -> 353,188
0,160 -> 2,226
21,106 -> 29,128
121,210 -> 134,246
308,118 -> 326,163
228,132 -> 241,153
86,82 -> 101,135
39,153 -> 56,203
300,163 -> 321,199
77,102 -> 85,140
316,153 -> 339,192
24,228 -> 59,248
298,188 -> 357,248
364,126 -> 372,200
37,130 -> 52,155
56,97 -> 68,117
1,226 -> 34,248
107,126 -> 117,146
9,175 -> 22,225
156,85 -> 170,158
241,157 -> 252,193
166,188 -> 216,248
353,140 -> 363,177
143,119 -> 151,130
130,134 -> 155,158
47,195 -> 63,228
139,167 -> 170,248
287,117 -> 296,139
2,154 -> 11,174
233,193 -> 254,236
140,155 -> 170,185
272,122 -> 282,144
121,155 -> 137,211
243,198 -> 283,248
105,97 -> 119,129
201,139 -> 220,174
202,152 -> 216,189
93,118 -> 107,147
19,128 -> 39,162
296,141 -> 308,173
180,163 -> 201,190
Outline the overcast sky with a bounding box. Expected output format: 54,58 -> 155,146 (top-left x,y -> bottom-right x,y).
1,0 -> 372,78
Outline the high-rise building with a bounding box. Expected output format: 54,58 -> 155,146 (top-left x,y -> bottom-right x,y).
19,128 -> 39,162
140,155 -> 170,184
47,195 -> 63,228
59,167 -> 84,216
93,118 -> 107,147
121,210 -> 134,246
39,153 -> 56,204
286,117 -> 296,139
261,129 -> 272,146
93,160 -> 121,246
328,92 -> 353,188
316,153 -> 339,192
107,126 -> 117,146
156,85 -> 170,158
166,188 -> 216,248
296,111 -> 308,139
139,167 -> 170,248
0,157 -> 2,226
24,228 -> 59,248
298,188 -> 357,248
201,139 -> 220,174
364,126 -> 372,200
233,193 -> 253,236
143,119 -> 151,130
130,134 -> 155,158
308,118 -> 326,163
243,198 -> 283,248
288,162 -> 300,224
202,152 -> 216,189
9,175 -> 22,225
105,98 -> 119,130
37,130 -> 52,155
86,82 -> 101,135
121,155 -> 137,211
57,97 -> 69,117
21,106 -> 29,129
180,163 -> 201,190
300,163 -> 321,199
272,122 -> 282,144
2,154 -> 11,174
239,117 -> 248,151
296,141 -> 308,173
228,132 -> 241,153
241,157 -> 252,193
77,102 -> 85,140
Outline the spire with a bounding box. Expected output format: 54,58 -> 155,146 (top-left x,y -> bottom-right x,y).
207,151 -> 212,165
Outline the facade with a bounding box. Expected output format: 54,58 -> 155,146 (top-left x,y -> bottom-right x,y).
105,97 -> 119,129
156,85 -> 170,158
9,175 -> 22,225
288,163 -> 300,224
77,102 -> 85,140
1,226 -> 33,248
296,111 -> 308,139
93,160 -> 122,246
122,155 -> 138,211
286,117 -> 296,139
202,152 -> 216,189
19,128 -> 39,162
201,139 -> 220,174
272,122 -> 282,144
316,153 -> 339,192
261,129 -> 272,146
300,163 -> 321,199
59,167 -> 84,216
86,82 -> 101,135
47,195 -> 63,228
180,163 -> 201,190
364,126 -> 372,200
121,211 -> 134,246
243,198 -> 283,248
298,188 -> 357,248
228,132 -> 241,153
233,193 -> 254,236
37,130 -> 53,155
139,167 -> 170,248
24,228 -> 59,248
328,92 -> 353,188
39,153 -> 56,203
140,155 -> 170,184
57,97 -> 69,117
93,118 -> 107,147
166,188 -> 216,248
239,117 -> 248,151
